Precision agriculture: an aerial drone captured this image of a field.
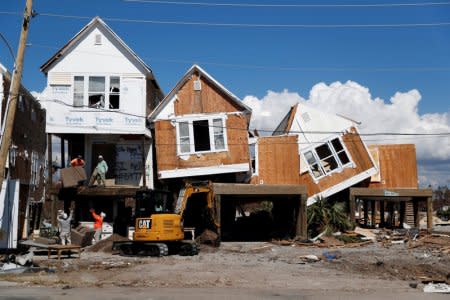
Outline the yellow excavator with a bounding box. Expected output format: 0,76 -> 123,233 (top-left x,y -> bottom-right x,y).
113,181 -> 216,256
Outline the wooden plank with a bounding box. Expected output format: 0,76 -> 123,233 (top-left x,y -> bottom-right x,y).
295,195 -> 307,239
215,195 -> 221,238
413,199 -> 420,228
349,194 -> 356,223
350,187 -> 432,198
213,183 -> 307,195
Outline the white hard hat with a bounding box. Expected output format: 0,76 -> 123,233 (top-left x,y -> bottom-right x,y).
100,212 -> 106,217
62,213 -> 68,219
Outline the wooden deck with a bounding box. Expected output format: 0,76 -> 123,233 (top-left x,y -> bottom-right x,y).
47,244 -> 81,260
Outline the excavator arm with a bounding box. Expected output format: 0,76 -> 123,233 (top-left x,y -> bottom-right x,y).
175,180 -> 219,229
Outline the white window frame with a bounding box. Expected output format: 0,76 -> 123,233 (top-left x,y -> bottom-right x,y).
301,135 -> 353,181
72,75 -> 121,110
175,114 -> 228,155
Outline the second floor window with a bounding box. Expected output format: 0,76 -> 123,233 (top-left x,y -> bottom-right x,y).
88,76 -> 105,108
73,76 -> 84,107
302,137 -> 352,180
176,116 -> 227,155
109,77 -> 120,109
72,75 -> 121,109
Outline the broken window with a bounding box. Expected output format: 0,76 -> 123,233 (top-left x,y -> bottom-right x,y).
176,116 -> 227,155
303,137 -> 352,179
73,76 -> 84,107
179,122 -> 191,153
213,118 -> 225,150
109,77 -> 120,109
88,76 -> 105,108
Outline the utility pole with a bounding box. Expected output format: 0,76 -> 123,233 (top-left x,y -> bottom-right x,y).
0,0 -> 33,188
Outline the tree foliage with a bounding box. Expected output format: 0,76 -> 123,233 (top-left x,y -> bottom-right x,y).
307,196 -> 352,237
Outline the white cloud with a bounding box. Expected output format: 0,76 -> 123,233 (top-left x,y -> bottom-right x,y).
243,81 -> 450,186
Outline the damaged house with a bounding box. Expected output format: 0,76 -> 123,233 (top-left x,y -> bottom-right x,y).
0,63 -> 47,248
272,103 -> 378,205
149,65 -> 307,241
38,17 -> 163,227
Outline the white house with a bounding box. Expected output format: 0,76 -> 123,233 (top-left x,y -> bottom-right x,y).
38,16 -> 163,188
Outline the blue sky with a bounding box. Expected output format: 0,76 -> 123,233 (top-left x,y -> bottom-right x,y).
1,0 -> 449,186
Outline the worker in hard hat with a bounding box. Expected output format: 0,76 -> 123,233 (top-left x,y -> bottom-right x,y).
90,208 -> 106,244
57,209 -> 74,245
94,155 -> 108,187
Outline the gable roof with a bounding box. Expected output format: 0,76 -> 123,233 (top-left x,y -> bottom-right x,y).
40,16 -> 156,80
149,64 -> 251,121
272,104 -> 298,135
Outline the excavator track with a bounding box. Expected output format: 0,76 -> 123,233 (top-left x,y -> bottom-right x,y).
114,242 -> 169,257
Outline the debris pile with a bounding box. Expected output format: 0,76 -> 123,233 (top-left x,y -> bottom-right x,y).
86,234 -> 130,253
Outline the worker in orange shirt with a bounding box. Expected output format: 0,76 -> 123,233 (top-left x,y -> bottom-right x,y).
70,155 -> 85,167
90,208 -> 106,244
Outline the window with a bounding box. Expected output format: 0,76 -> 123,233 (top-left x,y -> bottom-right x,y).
73,76 -> 84,107
179,122 -> 190,153
88,76 -> 105,108
213,118 -> 225,150
303,137 -> 352,179
176,117 -> 227,155
109,77 -> 120,109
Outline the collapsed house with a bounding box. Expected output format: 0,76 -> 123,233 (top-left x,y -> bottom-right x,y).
272,103 -> 378,204
149,65 -> 308,240
0,63 -> 47,248
37,17 -> 163,228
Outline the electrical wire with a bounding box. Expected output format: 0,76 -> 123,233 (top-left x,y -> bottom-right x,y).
123,0 -> 450,8
2,11 -> 450,28
27,43 -> 450,73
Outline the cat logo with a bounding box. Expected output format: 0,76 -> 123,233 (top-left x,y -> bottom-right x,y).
138,219 -> 152,229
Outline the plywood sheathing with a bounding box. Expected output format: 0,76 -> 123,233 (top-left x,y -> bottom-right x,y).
175,73 -> 244,115
368,144 -> 418,189
250,135 -> 300,185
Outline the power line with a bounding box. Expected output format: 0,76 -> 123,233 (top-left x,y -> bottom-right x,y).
124,0 -> 450,8
26,43 -> 450,73
2,11 -> 450,28
37,98 -> 450,137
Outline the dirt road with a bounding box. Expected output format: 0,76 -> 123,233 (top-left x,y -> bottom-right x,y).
1,241 -> 449,298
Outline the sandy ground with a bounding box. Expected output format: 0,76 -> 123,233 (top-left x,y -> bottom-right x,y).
1,237 -> 450,299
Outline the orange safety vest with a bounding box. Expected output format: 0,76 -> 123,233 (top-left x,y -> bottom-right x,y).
92,212 -> 103,229
71,158 -> 85,167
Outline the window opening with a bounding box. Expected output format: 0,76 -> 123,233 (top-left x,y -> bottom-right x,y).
109,77 -> 120,109
193,120 -> 210,152
88,76 -> 105,108
73,76 -> 84,107
332,138 -> 350,165
316,143 -> 338,173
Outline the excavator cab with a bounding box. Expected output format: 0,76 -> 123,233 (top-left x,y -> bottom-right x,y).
133,189 -> 184,243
